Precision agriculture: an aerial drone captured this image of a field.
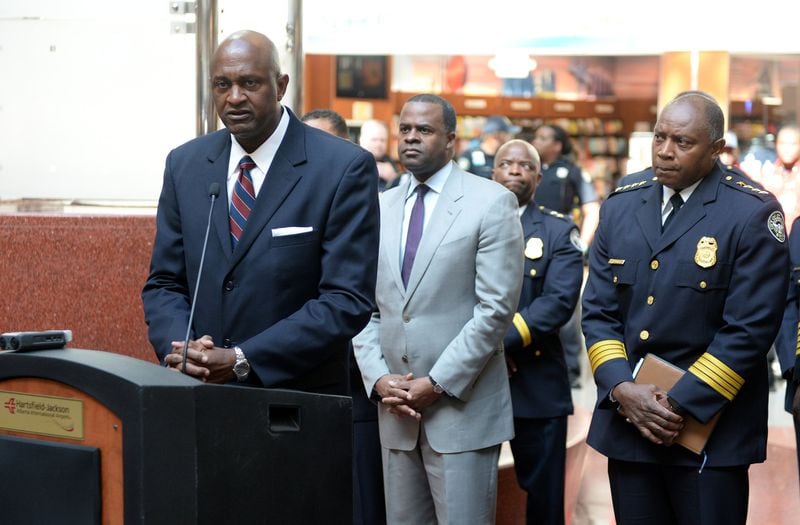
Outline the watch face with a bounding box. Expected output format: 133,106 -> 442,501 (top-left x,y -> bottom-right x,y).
234,360 -> 250,379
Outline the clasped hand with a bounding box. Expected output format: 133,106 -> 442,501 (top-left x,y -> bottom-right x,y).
375,373 -> 443,420
163,334 -> 236,384
613,381 -> 684,446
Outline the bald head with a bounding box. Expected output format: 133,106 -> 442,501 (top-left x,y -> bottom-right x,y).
210,30 -> 289,152
214,30 -> 281,77
359,119 -> 390,158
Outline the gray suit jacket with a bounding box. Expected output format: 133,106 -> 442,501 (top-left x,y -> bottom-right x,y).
354,163 -> 524,454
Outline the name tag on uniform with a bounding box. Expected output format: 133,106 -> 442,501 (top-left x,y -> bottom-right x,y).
608,258 -> 626,265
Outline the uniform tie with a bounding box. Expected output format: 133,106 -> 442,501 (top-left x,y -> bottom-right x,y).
401,184 -> 429,288
662,192 -> 684,232
229,156 -> 257,249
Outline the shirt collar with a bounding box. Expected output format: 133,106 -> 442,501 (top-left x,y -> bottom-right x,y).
405,161 -> 453,200
229,106 -> 290,175
662,178 -> 702,207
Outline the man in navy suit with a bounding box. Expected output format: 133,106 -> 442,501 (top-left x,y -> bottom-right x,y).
493,139 -> 584,525
142,30 -> 379,396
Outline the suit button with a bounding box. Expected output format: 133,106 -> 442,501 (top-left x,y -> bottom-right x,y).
224,280 -> 234,291
222,338 -> 232,348
647,295 -> 655,305
639,330 -> 649,341
530,269 -> 537,277
401,354 -> 409,363
650,260 -> 659,270
403,315 -> 410,323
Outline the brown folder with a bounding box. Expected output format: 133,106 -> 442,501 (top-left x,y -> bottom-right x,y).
634,353 -> 721,454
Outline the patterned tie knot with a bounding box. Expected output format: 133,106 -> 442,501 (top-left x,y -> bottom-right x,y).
239,156 -> 256,172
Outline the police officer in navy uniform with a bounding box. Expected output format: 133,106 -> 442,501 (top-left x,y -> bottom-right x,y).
774,215 -> 800,486
457,115 -> 520,179
582,91 -> 788,525
493,139 -> 584,525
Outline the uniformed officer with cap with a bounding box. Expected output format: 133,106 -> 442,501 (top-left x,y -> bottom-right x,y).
493,139 -> 583,525
457,115 -> 520,179
582,91 -> 788,524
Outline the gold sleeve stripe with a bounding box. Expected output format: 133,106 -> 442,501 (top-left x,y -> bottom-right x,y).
795,322 -> 800,356
688,353 -> 744,401
512,313 -> 532,347
587,340 -> 627,374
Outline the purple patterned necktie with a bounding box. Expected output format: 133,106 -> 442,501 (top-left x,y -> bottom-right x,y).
229,156 -> 257,249
401,184 -> 429,288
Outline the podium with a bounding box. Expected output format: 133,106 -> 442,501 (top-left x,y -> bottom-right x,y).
0,349 -> 352,524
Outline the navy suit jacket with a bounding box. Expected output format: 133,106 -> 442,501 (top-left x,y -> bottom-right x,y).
504,204 -> 583,419
142,109 -> 380,395
582,163 -> 788,467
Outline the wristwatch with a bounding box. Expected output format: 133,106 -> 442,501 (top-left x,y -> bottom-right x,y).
429,376 -> 444,395
232,346 -> 250,382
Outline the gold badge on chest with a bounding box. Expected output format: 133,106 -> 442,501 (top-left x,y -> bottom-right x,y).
694,236 -> 717,268
525,237 -> 543,260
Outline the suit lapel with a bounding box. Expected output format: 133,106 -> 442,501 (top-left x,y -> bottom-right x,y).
382,183 -> 409,294
634,183 -> 663,253
230,110 -> 306,267
205,131 -> 234,261
521,204 -> 539,238
403,168 -> 463,303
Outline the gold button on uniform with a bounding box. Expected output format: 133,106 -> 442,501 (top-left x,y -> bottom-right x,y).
650,260 -> 659,270
530,269 -> 537,277
613,276 -> 618,283
725,176 -> 733,181
699,281 -> 707,289
646,296 -> 654,305
534,350 -> 542,357
640,330 -> 650,340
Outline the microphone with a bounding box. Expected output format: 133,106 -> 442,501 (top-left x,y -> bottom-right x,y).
181,182 -> 221,373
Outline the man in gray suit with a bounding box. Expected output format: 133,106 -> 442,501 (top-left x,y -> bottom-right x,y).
354,94 -> 524,524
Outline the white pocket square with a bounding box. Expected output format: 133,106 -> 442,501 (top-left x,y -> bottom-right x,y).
271,226 -> 313,237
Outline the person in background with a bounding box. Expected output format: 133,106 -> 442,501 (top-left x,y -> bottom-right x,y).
359,119 -> 402,191
755,125 -> 800,234
354,94 -> 523,524
720,130 -> 741,169
301,108 -> 349,139
532,124 -> 598,388
492,139 -> 583,525
142,30 -> 379,397
458,115 -> 521,179
301,106 -> 386,524
582,91 -> 788,524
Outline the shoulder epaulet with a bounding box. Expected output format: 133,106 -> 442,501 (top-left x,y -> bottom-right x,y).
537,205 -> 569,222
609,174 -> 656,197
720,166 -> 773,200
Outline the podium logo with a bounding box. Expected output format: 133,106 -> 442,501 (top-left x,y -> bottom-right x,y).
3,397 -> 16,414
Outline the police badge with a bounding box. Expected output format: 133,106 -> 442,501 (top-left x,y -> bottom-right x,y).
694,237 -> 717,268
768,211 -> 786,243
525,238 -> 543,259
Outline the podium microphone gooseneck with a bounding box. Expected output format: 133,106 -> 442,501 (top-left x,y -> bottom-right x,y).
181,182 -> 221,373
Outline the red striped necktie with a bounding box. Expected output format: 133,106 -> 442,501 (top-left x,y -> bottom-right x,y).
229,155 -> 257,249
